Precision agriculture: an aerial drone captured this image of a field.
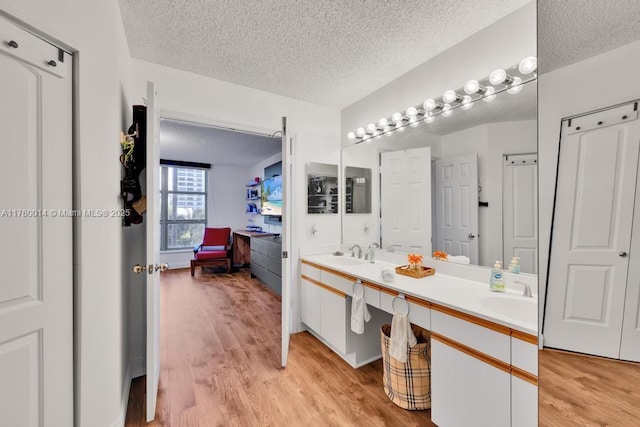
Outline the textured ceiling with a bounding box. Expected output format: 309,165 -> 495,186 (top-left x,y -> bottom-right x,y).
159,119 -> 281,166
539,0 -> 640,74
119,0 -> 529,109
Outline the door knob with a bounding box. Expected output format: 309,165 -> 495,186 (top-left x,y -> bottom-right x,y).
468,233 -> 476,239
155,263 -> 169,272
132,264 -> 146,274
619,252 -> 628,257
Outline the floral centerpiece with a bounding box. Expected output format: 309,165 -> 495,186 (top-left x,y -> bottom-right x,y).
407,253 -> 423,270
433,251 -> 448,261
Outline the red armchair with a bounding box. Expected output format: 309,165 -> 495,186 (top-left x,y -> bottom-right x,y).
190,227 -> 232,276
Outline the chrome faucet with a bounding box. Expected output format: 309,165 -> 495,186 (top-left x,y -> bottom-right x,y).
349,244 -> 362,259
514,280 -> 534,298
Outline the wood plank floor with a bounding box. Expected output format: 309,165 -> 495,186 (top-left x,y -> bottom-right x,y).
539,349 -> 640,426
125,268 -> 433,426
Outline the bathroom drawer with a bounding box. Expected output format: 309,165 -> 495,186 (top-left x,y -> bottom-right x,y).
407,297 -> 431,330
251,251 -> 266,268
362,282 -> 380,309
266,241 -> 281,259
431,308 -> 510,364
511,333 -> 538,376
301,262 -> 321,281
379,288 -> 399,314
321,269 -> 354,295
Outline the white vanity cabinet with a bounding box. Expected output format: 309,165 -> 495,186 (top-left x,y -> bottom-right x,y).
300,262 -> 348,354
431,308 -> 512,427
510,333 -> 538,427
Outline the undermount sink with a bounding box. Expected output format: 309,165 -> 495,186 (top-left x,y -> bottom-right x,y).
327,256 -> 366,266
480,295 -> 537,323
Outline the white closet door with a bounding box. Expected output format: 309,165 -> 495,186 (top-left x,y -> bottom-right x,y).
620,149 -> 640,362
434,154 -> 479,264
544,103 -> 640,358
0,15 -> 73,426
503,154 -> 538,274
380,147 -> 431,255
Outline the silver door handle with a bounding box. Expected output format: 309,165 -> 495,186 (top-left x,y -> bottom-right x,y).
132,264 -> 146,274
619,252 -> 628,257
468,233 -> 476,239
155,263 -> 169,272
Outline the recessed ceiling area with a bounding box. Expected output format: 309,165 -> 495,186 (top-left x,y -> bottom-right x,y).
118,0 -> 529,109
160,119 -> 281,166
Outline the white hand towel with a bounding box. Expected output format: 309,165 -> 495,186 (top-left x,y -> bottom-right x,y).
389,312 -> 417,363
448,255 -> 471,264
350,293 -> 372,335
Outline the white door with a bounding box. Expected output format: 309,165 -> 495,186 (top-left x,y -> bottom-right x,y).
281,117 -> 292,366
0,16 -> 73,426
145,82 -> 162,421
621,158 -> 640,361
434,155 -> 479,263
544,103 -> 640,358
380,147 -> 432,255
503,153 -> 538,274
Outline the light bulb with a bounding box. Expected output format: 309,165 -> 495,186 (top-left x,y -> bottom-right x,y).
461,95 -> 474,110
378,118 -> 389,128
406,106 -> 418,118
442,90 -> 460,104
518,56 -> 537,74
396,125 -> 405,133
507,77 -> 523,94
464,80 -> 480,94
409,117 -> 420,128
383,125 -> 391,135
362,134 -> 370,141
347,132 -> 356,140
366,123 -> 376,134
423,113 -> 435,124
391,112 -> 403,124
373,130 -> 381,138
423,98 -> 438,112
483,86 -> 496,102
356,127 -> 365,137
441,104 -> 452,117
489,69 -> 507,85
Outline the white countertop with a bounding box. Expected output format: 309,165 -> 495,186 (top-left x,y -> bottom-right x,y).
302,253 -> 538,336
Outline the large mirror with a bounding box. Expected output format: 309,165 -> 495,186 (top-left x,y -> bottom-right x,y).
342,80 -> 537,273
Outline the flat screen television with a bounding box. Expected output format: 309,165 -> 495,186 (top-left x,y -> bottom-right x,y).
261,175 -> 282,216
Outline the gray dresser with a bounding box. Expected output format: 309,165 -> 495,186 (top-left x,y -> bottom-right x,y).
250,236 -> 282,295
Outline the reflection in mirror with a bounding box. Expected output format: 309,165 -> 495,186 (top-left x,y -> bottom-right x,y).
344,166 -> 371,214
342,80 -> 537,272
307,162 -> 338,214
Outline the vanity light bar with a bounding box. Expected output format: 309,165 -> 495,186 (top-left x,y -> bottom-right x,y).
346,56 -> 537,142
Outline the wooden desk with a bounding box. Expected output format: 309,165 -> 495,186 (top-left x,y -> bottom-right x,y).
233,230 -> 274,266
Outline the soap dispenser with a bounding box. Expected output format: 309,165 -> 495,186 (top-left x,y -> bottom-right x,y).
509,257 -> 521,274
490,261 -> 505,292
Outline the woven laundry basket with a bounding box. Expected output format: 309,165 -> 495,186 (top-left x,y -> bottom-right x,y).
380,323 -> 431,410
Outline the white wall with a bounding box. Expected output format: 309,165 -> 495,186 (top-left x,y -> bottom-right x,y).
131,59 -> 341,339
538,38 -> 640,337
0,1 -> 134,426
340,2 -> 536,142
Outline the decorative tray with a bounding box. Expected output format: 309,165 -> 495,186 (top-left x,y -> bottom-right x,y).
395,265 -> 435,278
